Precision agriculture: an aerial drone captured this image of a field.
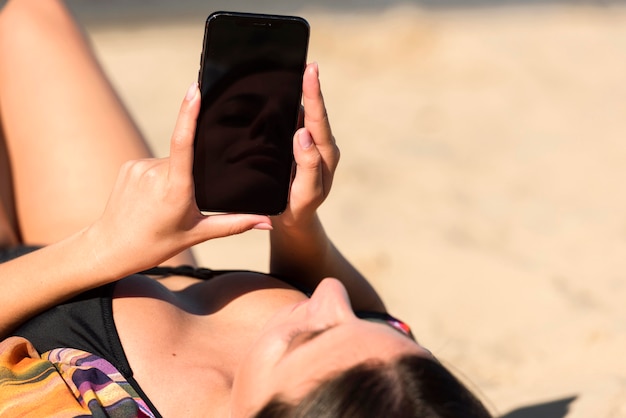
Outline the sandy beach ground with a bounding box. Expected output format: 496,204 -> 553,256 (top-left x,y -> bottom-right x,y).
65,2 -> 626,416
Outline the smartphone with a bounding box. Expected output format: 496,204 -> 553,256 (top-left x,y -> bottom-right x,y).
192,11 -> 310,215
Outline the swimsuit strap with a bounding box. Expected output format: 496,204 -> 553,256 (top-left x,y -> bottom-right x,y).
356,311 -> 415,341
139,265 -> 219,280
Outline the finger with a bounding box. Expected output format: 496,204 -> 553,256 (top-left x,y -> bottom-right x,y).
302,63 -> 339,174
168,82 -> 200,183
302,63 -> 333,147
194,213 -> 272,242
292,127 -> 323,199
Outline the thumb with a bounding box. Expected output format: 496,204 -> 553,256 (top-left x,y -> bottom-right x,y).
292,128 -> 323,194
294,128 -> 322,171
169,82 -> 200,184
192,213 -> 272,242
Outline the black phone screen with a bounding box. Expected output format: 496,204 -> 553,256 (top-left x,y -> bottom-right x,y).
193,12 -> 310,215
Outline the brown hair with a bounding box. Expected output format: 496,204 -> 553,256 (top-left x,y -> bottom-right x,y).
253,355 -> 491,418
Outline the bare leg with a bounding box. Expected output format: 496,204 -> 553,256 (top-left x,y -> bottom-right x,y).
0,120 -> 18,248
0,0 -> 195,264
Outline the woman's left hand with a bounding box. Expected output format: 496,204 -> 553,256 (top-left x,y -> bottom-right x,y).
91,84 -> 272,274
273,63 -> 340,229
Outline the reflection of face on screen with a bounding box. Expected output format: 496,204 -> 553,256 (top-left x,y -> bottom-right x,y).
193,17 -> 308,214
194,69 -> 300,214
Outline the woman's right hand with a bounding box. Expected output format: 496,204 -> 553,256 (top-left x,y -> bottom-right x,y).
272,63 -> 340,231
89,84 -> 272,276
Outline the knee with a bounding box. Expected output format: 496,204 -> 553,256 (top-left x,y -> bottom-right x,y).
0,0 -> 73,45
0,0 -> 38,47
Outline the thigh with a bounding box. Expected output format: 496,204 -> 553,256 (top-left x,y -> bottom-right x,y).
0,0 -> 194,265
0,0 -> 150,244
0,127 -> 18,248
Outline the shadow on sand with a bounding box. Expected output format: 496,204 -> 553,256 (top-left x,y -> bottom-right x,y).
500,396 -> 577,418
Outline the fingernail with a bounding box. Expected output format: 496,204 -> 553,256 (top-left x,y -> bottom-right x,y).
298,129 -> 313,149
310,61 -> 319,75
185,82 -> 198,101
253,223 -> 273,231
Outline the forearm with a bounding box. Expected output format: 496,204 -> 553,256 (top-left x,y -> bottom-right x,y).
0,225 -> 128,337
269,214 -> 385,312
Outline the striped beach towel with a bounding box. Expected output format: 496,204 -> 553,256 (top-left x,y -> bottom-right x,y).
0,336 -> 154,417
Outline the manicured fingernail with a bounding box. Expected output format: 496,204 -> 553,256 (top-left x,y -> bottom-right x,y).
185,82 -> 198,101
298,129 -> 313,149
253,223 -> 273,231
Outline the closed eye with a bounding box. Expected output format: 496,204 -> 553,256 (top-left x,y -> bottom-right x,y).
285,326 -> 336,354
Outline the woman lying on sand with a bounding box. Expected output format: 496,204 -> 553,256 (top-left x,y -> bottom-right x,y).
0,0 -> 491,416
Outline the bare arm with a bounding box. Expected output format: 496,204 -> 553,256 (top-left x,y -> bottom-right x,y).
0,86 -> 271,338
0,227 -> 118,337
269,64 -> 385,313
270,215 -> 385,313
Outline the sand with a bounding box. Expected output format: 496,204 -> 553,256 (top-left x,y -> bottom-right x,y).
80,3 -> 626,417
